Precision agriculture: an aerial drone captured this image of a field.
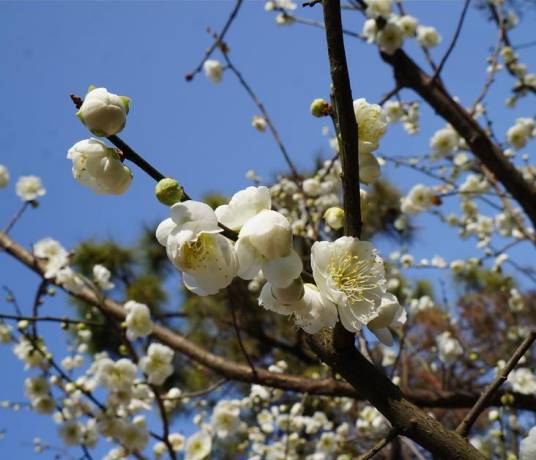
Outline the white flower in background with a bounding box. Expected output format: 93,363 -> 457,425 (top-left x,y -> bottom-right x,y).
303,178 -> 321,197
139,343 -> 174,385
430,126 -> 458,156
203,60 -> 223,84
96,358 -> 137,391
0,164 -> 9,188
436,331 -> 463,363
77,87 -> 129,137
236,210 -> 303,288
400,184 -> 436,214
58,421 -> 83,446
363,0 -> 392,18
265,0 -> 296,11
460,174 -> 489,195
55,267 -> 85,294
520,426 -> 536,460
118,418 -> 149,453
508,368 -> 536,395
212,400 -> 242,439
275,12 -> 295,25
356,406 -> 387,434
416,25 -> 441,48
353,98 -> 387,155
252,115 -> 267,132
383,100 -> 404,123
506,117 -> 534,149
504,9 -> 519,30
508,288 -> 524,312
323,207 -> 345,230
157,200 -> 238,296
185,430 -> 212,460
168,433 -> 186,452
67,138 -> 132,195
359,152 -> 381,183
311,236 -> 386,332
124,301 -> 153,341
16,175 -> 46,201
93,264 -> 114,290
34,238 -> 69,279
396,15 -> 418,37
25,376 -> 50,400
362,18 -> 377,43
367,293 -> 406,346
377,23 -> 404,55
216,186 -> 271,231
14,338 -> 49,369
0,323 -> 13,343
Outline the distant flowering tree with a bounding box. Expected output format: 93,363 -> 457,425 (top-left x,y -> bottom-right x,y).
3,0 -> 536,459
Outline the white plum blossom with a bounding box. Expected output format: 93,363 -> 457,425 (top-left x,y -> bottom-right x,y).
55,267 -> 85,294
0,323 -> 13,343
118,417 -> 149,453
215,186 -> 271,231
0,164 -> 9,188
363,0 -> 392,18
377,23 -> 404,55
67,138 -> 133,195
252,115 -> 267,132
77,87 -> 129,137
353,98 -> 387,155
124,301 -> 153,341
400,184 -> 436,214
13,338 -> 49,369
93,264 -> 114,290
508,368 -> 536,395
416,25 -> 441,48
96,358 -> 137,391
430,126 -> 458,157
362,18 -> 377,43
383,100 -> 404,123
16,175 -> 46,201
139,343 -> 174,385
33,237 -> 69,279
396,15 -> 418,37
506,118 -> 535,149
211,400 -> 242,438
203,60 -> 223,84
58,420 -> 83,446
366,292 -> 406,346
185,430 -> 212,460
520,426 -> 536,460
303,178 -> 321,197
236,209 -> 302,288
157,200 -> 238,295
311,236 -> 387,332
436,331 -> 463,363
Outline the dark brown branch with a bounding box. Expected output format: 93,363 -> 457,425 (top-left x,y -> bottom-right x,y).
321,0 -> 361,238
185,0 -> 244,81
379,49 -> 536,230
456,330 -> 536,437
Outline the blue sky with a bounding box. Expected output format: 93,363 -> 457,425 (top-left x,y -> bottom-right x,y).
1,0 -> 536,457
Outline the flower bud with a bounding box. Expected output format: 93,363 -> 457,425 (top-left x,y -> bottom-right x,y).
203,60 -> 223,84
76,87 -> 130,137
310,98 -> 330,117
155,178 -> 184,206
501,393 -> 514,406
323,207 -> 345,230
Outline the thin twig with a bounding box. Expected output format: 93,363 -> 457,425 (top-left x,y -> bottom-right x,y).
430,0 -> 471,85
228,293 -> 258,378
0,313 -> 104,327
1,201 -> 30,235
456,330 -> 536,436
357,427 -> 399,460
185,0 -> 244,81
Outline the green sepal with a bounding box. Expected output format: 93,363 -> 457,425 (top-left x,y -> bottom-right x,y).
119,96 -> 131,114
87,84 -> 97,94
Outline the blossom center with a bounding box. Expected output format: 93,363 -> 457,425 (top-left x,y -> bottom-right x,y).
327,254 -> 379,303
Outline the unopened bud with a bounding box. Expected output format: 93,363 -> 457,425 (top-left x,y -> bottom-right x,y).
310,98 -> 330,117
323,207 -> 345,230
501,393 -> 514,406
155,178 -> 184,206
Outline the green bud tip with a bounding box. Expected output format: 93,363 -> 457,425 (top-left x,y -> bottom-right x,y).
155,178 -> 184,206
87,84 -> 97,94
310,98 -> 330,118
119,96 -> 131,114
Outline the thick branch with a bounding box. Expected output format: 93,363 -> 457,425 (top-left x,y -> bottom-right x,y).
380,49 -> 536,230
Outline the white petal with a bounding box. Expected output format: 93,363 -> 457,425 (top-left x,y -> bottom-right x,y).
215,186 -> 271,231
370,327 -> 394,346
262,249 -> 303,288
171,200 -> 221,235
236,238 -> 263,280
